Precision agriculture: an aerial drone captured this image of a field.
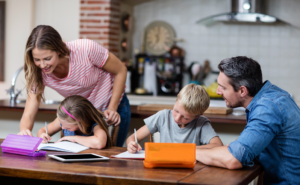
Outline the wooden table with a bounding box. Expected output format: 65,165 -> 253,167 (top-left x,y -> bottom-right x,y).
0,140 -> 262,185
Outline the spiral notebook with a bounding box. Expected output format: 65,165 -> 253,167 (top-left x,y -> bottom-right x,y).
38,141 -> 89,153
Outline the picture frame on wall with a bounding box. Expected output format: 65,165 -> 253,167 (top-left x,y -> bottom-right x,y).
0,2 -> 5,81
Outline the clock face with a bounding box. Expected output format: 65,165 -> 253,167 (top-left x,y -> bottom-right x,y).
144,21 -> 176,56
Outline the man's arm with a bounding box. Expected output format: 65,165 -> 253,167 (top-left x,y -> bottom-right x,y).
196,146 -> 243,169
196,136 -> 223,149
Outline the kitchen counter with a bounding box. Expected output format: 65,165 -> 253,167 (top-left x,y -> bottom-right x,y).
131,105 -> 246,124
127,94 -> 177,105
0,98 -> 247,125
0,100 -> 59,114
127,95 -> 247,124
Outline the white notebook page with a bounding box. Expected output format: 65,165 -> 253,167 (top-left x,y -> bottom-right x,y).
111,150 -> 145,159
38,141 -> 89,153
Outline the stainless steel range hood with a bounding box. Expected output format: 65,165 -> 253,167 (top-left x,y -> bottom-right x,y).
197,0 -> 288,26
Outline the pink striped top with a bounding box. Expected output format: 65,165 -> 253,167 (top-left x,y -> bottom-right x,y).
41,39 -> 124,111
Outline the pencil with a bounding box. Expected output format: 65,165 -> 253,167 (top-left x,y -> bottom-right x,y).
134,128 -> 138,153
45,121 -> 48,144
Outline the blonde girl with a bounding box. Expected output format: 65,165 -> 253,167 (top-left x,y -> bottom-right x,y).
37,95 -> 112,149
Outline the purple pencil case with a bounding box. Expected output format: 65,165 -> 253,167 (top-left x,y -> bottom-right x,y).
1,134 -> 46,157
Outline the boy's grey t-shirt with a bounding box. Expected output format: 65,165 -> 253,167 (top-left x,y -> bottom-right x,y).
144,109 -> 218,145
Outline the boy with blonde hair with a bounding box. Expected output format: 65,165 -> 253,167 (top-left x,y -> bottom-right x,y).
127,84 -> 223,153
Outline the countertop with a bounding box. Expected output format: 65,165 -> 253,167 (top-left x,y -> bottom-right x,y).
0,96 -> 247,124
3,95 -> 298,125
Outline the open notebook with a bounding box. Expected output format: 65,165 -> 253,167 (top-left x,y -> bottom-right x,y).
111,150 -> 145,159
38,141 -> 89,153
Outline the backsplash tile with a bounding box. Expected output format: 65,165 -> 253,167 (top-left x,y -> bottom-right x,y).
132,0 -> 300,101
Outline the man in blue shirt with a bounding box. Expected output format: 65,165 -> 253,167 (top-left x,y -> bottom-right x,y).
196,56 -> 300,185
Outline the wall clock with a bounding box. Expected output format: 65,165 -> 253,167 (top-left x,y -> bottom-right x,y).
144,21 -> 176,56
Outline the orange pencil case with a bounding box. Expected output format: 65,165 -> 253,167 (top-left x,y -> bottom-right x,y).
143,142 -> 196,168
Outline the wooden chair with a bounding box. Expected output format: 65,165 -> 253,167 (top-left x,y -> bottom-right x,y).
60,124 -> 120,146
257,171 -> 264,185
148,134 -> 153,142
148,132 -> 160,143
108,125 -> 120,146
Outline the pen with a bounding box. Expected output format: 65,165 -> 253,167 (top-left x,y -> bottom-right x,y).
45,121 -> 48,144
134,128 -> 138,153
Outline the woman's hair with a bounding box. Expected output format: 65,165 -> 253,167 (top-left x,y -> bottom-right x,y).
177,83 -> 210,116
218,56 -> 263,97
57,95 -> 112,148
24,25 -> 70,102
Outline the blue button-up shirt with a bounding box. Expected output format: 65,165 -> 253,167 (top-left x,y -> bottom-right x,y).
228,80 -> 300,185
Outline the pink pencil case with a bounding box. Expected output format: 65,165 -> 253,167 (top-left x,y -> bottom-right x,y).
1,134 -> 46,157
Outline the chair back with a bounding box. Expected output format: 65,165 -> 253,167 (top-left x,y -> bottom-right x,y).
148,132 -> 160,143
108,125 -> 119,146
148,134 -> 153,142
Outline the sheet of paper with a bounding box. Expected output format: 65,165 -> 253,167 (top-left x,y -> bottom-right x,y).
38,141 -> 89,153
111,150 -> 145,159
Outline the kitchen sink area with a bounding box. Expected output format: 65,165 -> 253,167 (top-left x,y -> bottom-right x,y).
6,66 -> 62,106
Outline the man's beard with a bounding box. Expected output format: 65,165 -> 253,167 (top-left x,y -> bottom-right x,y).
225,98 -> 243,108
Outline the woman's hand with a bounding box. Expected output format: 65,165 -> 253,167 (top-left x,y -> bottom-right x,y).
102,52 -> 126,127
40,133 -> 51,143
56,136 -> 76,143
17,129 -> 33,136
104,109 -> 121,126
127,141 -> 142,154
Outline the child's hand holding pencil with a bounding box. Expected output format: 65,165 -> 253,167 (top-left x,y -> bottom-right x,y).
127,141 -> 142,154
40,133 -> 51,143
127,129 -> 142,154
40,122 -> 51,143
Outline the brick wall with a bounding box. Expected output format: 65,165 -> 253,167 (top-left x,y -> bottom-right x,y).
80,0 -> 120,57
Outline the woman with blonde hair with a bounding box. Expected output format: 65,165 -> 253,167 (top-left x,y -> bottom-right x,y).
19,25 -> 130,147
38,95 -> 112,149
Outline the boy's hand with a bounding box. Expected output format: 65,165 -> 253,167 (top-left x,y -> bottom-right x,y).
127,141 -> 142,153
40,133 -> 51,143
56,136 -> 76,143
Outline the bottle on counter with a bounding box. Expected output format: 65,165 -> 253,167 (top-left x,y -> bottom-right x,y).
123,58 -> 133,93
